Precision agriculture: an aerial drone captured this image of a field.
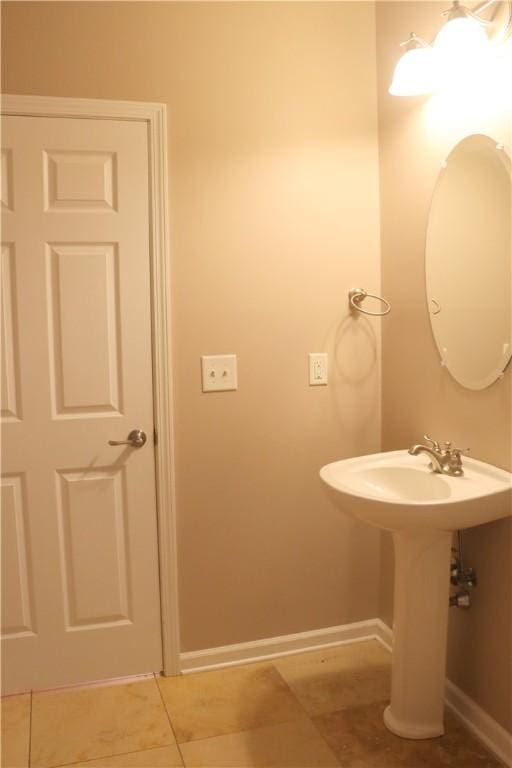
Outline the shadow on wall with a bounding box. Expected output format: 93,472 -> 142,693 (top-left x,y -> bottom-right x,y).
329,313 -> 380,453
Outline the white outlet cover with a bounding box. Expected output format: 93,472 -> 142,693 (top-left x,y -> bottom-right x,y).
201,355 -> 238,392
309,352 -> 328,385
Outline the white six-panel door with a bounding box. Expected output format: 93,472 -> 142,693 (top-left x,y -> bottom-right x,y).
1,115 -> 163,693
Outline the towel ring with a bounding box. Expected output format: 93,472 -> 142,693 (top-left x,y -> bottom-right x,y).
349,288 -> 391,317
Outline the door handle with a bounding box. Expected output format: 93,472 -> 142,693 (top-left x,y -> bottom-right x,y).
108,429 -> 147,448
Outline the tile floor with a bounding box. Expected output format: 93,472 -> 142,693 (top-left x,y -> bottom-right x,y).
0,640 -> 502,768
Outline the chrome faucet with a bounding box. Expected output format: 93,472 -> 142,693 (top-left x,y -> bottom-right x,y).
409,434 -> 468,477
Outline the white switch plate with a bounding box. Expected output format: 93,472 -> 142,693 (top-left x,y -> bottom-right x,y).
309,353 -> 328,385
201,355 -> 238,392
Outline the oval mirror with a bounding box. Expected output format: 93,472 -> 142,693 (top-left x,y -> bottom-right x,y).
426,134 -> 511,390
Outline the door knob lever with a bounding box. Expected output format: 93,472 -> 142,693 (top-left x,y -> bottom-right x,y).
108,429 -> 147,448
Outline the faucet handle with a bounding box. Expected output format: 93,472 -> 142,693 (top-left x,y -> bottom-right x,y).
451,446 -> 470,457
445,446 -> 470,476
424,434 -> 441,451
441,441 -> 469,457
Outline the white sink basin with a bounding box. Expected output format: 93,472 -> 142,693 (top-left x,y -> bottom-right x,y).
319,449 -> 512,742
320,450 -> 512,532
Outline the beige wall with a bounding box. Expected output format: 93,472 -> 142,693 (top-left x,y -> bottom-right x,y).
2,2 -> 383,651
375,2 -> 512,731
5,0 -> 509,733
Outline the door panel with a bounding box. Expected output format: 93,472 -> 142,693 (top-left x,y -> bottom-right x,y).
1,149 -> 14,211
56,467 -> 131,629
43,150 -> 117,212
46,242 -> 122,416
1,115 -> 163,693
1,474 -> 34,638
1,243 -> 21,421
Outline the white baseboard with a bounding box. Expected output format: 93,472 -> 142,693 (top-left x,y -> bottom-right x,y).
180,618 -> 510,767
445,679 -> 512,767
180,617 -> 391,673
375,621 -> 512,768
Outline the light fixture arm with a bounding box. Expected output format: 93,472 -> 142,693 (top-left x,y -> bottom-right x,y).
441,0 -> 512,40
485,0 -> 512,41
474,0 -> 498,13
399,32 -> 431,51
474,0 -> 512,23
441,0 -> 493,26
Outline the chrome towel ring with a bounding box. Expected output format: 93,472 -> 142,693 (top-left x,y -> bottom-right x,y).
349,288 -> 391,317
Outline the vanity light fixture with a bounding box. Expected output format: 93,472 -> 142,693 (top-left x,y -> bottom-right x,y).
389,34 -> 437,96
435,1 -> 491,59
389,0 -> 512,96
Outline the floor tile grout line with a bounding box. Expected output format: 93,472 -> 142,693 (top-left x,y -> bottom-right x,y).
269,662 -> 343,767
27,673 -> 155,699
153,662 -> 315,750
164,716 -> 311,749
154,672 -> 186,766
44,743 -> 180,768
150,651 -> 353,753
158,654 -> 348,751
13,646 -> 498,768
271,658 -> 501,768
28,676 -> 177,768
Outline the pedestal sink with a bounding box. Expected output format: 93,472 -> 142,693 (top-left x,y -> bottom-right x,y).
320,450 -> 512,740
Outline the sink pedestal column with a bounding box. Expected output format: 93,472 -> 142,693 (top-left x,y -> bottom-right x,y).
384,528 -> 452,739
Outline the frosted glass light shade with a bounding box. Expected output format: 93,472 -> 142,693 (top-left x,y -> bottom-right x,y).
434,16 -> 490,67
389,46 -> 437,96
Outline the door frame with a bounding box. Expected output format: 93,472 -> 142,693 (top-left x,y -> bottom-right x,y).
1,94 -> 180,676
